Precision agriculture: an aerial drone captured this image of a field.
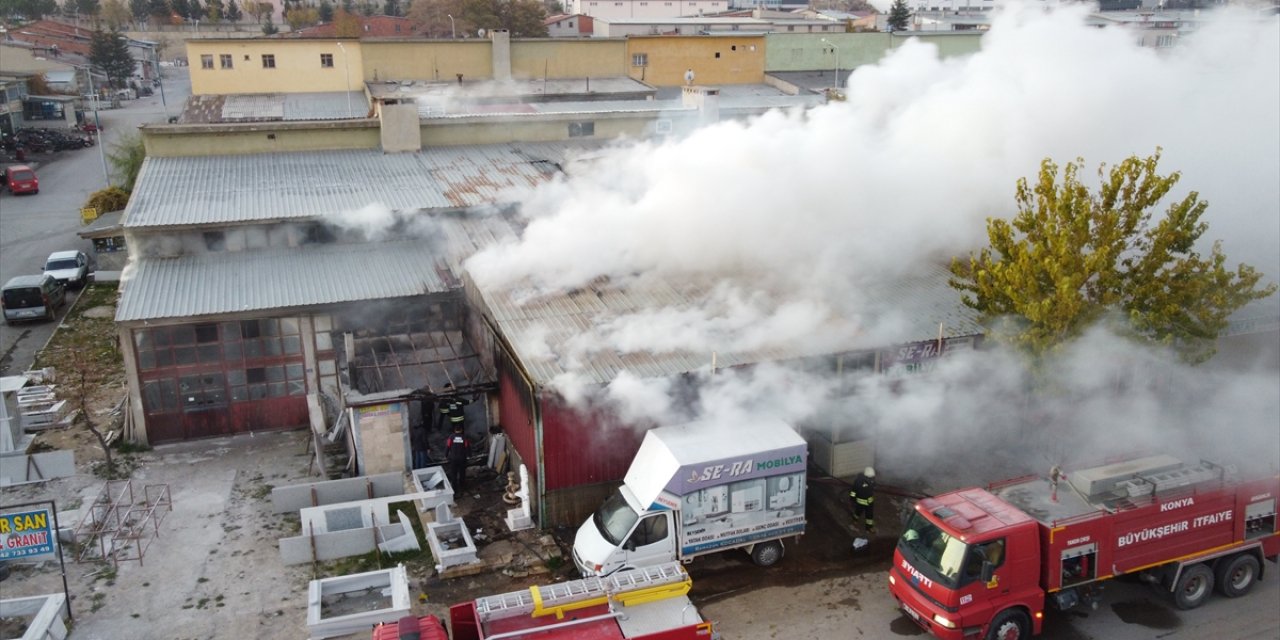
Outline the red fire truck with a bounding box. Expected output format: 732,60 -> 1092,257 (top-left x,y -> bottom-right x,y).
888,454 -> 1279,640
373,561 -> 717,640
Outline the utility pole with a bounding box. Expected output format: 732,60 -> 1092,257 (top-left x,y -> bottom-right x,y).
154,46 -> 167,112
85,69 -> 110,187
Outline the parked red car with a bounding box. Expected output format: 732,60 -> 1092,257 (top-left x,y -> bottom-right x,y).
5,165 -> 39,195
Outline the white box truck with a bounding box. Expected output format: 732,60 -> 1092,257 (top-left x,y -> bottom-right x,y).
573,418 -> 807,577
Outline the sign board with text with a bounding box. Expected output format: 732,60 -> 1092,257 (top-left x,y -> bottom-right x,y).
0,508 -> 55,560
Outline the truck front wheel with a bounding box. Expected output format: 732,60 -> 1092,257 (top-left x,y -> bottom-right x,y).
750,541 -> 784,567
984,609 -> 1029,640
1173,564 -> 1214,610
1215,554 -> 1260,598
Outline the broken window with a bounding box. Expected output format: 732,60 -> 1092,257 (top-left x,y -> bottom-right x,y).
203,231 -> 226,251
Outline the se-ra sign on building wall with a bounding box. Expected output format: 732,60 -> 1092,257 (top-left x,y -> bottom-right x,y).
0,509 -> 54,559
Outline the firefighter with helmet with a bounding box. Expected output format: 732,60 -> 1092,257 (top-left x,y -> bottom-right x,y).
445,423 -> 471,492
850,466 -> 876,535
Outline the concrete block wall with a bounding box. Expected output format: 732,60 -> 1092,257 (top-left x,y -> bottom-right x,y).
355,404 -> 408,475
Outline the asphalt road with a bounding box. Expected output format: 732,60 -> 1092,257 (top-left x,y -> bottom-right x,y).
0,67 -> 190,376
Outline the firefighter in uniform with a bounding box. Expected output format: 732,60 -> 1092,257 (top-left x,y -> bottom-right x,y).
850,466 -> 876,535
445,424 -> 471,492
437,383 -> 470,432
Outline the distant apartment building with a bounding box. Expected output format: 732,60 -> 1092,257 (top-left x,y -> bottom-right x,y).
567,0 -> 730,20
545,13 -> 595,37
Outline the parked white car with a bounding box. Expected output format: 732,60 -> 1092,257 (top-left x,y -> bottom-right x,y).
43,250 -> 92,289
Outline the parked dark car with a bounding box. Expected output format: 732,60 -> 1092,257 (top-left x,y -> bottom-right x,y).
2,274 -> 66,325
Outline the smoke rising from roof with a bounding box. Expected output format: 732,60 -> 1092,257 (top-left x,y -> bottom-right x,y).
467,6 -> 1279,479
470,7 -> 1278,293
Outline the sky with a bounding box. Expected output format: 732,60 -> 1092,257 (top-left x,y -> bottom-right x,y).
462,5 -> 1280,481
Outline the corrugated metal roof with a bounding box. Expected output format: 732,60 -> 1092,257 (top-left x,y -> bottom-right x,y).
116,239 -> 452,323
477,262 -> 979,387
125,143 -> 597,229
222,94 -> 284,120
282,92 -> 368,121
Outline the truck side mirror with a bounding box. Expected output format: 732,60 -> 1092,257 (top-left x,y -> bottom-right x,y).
980,561 -> 994,584
623,540 -> 636,551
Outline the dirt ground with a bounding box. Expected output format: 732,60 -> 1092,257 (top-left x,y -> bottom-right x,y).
0,422 -> 904,640
0,427 -> 589,639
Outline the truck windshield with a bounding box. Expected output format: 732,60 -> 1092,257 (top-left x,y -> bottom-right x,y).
593,491 -> 639,546
898,511 -> 968,588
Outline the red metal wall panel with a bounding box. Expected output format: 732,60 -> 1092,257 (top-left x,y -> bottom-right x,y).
229,398 -> 309,433
539,394 -> 645,492
497,351 -> 538,480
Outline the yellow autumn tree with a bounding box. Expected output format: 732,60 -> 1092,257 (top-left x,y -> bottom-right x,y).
950,150 -> 1275,364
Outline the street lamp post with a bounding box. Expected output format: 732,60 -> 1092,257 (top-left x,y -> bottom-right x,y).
153,46 -> 167,112
336,42 -> 352,117
85,68 -> 110,187
821,38 -> 840,91
447,14 -> 456,39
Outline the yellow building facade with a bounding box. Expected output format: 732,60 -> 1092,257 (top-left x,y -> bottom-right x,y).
188,35 -> 770,95
188,38 -> 637,95
188,38 -> 365,95
626,35 -> 767,87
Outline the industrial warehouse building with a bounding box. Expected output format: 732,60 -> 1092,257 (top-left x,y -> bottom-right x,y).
113,29 -> 995,528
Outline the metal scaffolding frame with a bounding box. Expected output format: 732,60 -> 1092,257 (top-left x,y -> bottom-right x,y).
72,479 -> 173,567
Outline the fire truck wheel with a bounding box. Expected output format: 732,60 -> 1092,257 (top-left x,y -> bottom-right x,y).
750,541 -> 784,567
1172,564 -> 1214,610
984,609 -> 1029,640
1214,554 -> 1259,598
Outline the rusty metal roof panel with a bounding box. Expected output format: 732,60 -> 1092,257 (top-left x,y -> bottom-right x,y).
480,264 -> 979,387
116,240 -> 453,323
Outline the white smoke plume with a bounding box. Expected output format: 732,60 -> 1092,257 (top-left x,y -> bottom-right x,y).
466,5 -> 1280,480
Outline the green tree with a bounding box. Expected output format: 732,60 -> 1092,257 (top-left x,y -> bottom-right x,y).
247,0 -> 268,21
317,0 -> 331,21
73,0 -> 102,17
90,28 -> 136,88
106,131 -> 145,191
261,12 -> 278,32
407,0 -> 461,37
128,0 -> 148,21
284,5 -> 316,28
950,151 -> 1276,365
101,0 -> 131,26
46,296 -> 126,478
225,0 -> 240,19
146,0 -> 169,20
886,0 -> 910,32
383,0 -> 398,15
459,0 -> 545,37
5,0 -> 58,17
205,0 -> 221,19
332,7 -> 360,35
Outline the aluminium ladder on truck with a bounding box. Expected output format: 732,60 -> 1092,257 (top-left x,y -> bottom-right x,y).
473,562 -> 691,623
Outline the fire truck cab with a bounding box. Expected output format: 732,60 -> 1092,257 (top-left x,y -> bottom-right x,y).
890,455 -> 1280,640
